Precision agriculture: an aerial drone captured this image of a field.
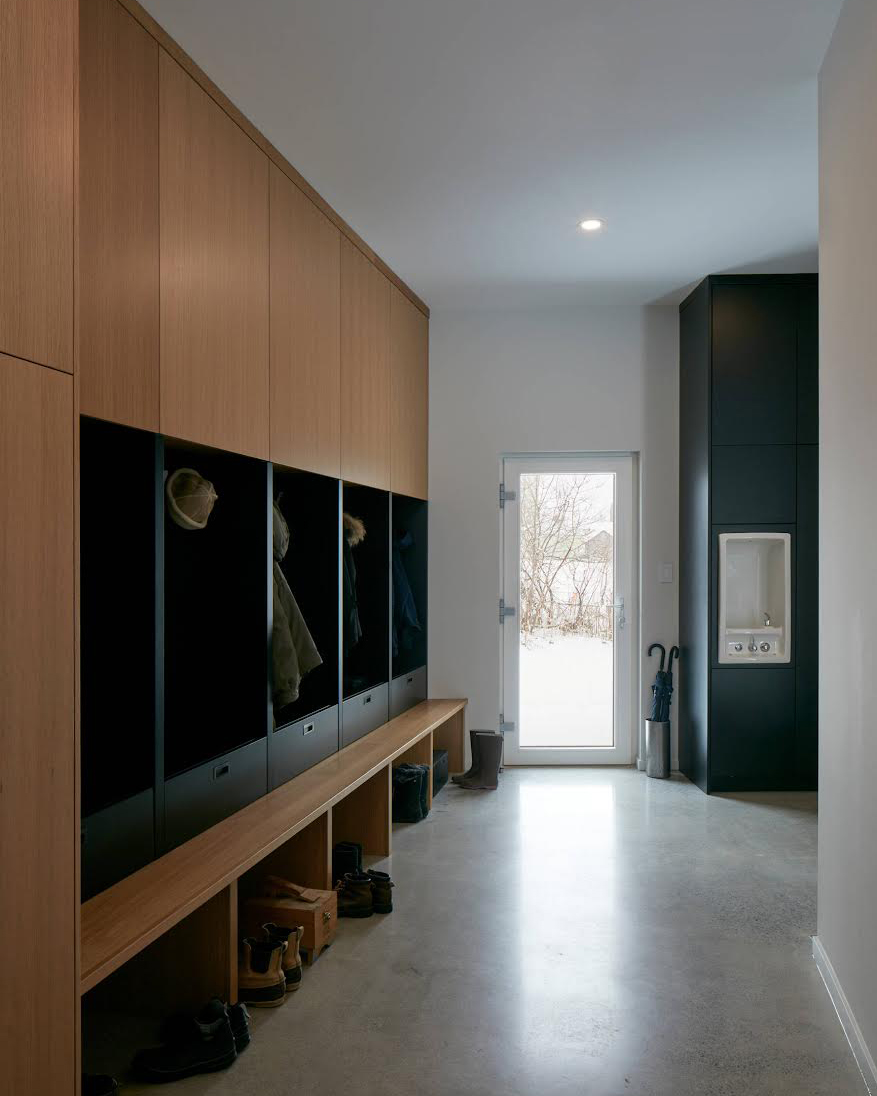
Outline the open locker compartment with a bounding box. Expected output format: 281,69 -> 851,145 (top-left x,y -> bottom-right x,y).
390,493 -> 428,716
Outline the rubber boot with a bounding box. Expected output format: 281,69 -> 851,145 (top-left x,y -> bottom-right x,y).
451,729 -> 483,784
332,841 -> 363,884
262,922 -> 304,992
238,938 -> 287,1007
459,732 -> 503,790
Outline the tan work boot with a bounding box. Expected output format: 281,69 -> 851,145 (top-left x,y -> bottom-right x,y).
262,922 -> 304,992
238,938 -> 287,1007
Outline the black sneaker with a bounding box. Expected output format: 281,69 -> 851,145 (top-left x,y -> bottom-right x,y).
133,998 -> 237,1082
228,1001 -> 251,1052
82,1076 -> 118,1096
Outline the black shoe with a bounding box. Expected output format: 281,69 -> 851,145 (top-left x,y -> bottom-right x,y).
332,840 -> 363,884
133,999 -> 237,1083
160,997 -> 249,1052
228,1002 -> 251,1052
366,869 -> 394,913
82,1076 -> 118,1096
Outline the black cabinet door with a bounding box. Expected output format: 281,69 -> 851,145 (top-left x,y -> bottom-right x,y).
709,667 -> 796,790
797,284 -> 819,445
711,284 -> 797,445
711,444 -> 796,525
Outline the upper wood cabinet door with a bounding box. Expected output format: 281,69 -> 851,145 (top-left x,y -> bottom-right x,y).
159,52 -> 269,458
80,0 -> 159,430
0,0 -> 75,373
0,354 -> 76,1094
270,166 -> 341,477
389,286 -> 429,499
340,239 -> 391,489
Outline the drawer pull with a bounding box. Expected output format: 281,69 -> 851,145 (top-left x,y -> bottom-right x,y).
363,694 -> 372,705
406,676 -> 414,685
213,762 -> 230,780
302,722 -> 315,736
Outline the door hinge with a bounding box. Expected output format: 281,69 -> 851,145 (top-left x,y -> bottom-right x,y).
499,598 -> 516,624
499,483 -> 516,509
499,715 -> 515,733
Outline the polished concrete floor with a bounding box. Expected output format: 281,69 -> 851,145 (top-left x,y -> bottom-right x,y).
108,768 -> 864,1095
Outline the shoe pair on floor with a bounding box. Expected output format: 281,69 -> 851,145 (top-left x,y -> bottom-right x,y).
452,730 -> 503,790
392,762 -> 430,822
131,997 -> 250,1084
333,840 -> 395,918
239,920 -> 305,1008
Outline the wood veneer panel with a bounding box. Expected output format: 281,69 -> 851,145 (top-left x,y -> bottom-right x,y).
390,284 -> 429,499
270,166 -> 341,476
433,708 -> 466,774
113,0 -> 428,319
159,50 -> 269,458
332,766 -> 392,857
341,239 -> 391,489
81,699 -> 466,992
0,354 -> 76,1094
79,0 -> 159,430
0,0 -> 75,372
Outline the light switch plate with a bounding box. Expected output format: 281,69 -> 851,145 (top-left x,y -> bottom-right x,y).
659,562 -> 674,584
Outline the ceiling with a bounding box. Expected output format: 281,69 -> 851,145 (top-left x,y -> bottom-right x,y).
141,0 -> 842,310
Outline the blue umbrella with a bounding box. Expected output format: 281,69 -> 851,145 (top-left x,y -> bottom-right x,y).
648,643 -> 678,722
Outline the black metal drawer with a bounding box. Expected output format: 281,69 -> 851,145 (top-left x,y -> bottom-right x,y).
389,666 -> 427,719
341,683 -> 389,747
270,704 -> 339,790
164,737 -> 267,852
81,788 -> 155,901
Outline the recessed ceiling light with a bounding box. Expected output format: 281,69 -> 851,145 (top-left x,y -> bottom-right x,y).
579,218 -> 605,232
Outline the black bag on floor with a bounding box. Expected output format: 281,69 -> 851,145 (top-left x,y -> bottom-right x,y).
392,765 -> 423,823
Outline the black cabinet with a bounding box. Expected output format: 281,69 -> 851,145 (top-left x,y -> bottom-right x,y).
391,492 -> 428,714
678,275 -> 817,793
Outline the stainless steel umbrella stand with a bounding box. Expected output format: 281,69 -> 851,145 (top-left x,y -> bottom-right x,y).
644,644 -> 678,779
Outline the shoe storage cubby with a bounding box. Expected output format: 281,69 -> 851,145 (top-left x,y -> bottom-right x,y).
80,417 -> 425,899
269,467 -> 341,790
390,492 -> 428,717
342,483 -> 391,745
80,418 -> 160,899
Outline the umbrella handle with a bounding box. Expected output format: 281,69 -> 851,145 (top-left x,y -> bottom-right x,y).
647,642 -> 666,671
668,645 -> 680,666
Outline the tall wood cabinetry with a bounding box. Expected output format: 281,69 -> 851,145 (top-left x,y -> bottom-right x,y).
678,274 -> 818,793
390,285 -> 429,499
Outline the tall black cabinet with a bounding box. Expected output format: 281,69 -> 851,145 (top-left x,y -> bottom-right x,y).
678,275 -> 818,793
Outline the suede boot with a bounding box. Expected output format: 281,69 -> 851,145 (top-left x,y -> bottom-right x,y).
332,841 -> 363,884
366,869 -> 394,913
238,938 -> 287,1007
459,732 -> 503,790
336,871 -> 374,918
451,729 -> 484,784
262,922 -> 304,992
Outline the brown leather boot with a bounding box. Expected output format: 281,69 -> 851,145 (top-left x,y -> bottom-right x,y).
262,922 -> 304,992
459,732 -> 503,790
336,872 -> 374,918
238,938 -> 287,1007
366,870 -> 394,914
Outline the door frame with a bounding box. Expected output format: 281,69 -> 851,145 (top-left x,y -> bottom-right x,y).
500,453 -> 639,765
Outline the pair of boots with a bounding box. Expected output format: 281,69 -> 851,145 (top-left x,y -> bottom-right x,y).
238,921 -> 304,1007
452,730 -> 504,790
336,869 -> 394,917
392,762 -> 430,822
131,998 -> 250,1083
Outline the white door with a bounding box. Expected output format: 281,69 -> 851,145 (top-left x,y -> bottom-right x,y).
501,455 -> 636,765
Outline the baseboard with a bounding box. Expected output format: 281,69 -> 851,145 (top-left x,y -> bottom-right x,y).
813,936 -> 876,1094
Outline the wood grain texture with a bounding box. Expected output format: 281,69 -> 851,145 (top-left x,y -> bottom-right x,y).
0,355 -> 76,1094
81,699 -> 466,992
341,238 -> 391,489
332,765 -> 392,857
112,0 -> 427,319
270,166 -> 341,476
433,708 -> 466,774
390,284 -> 429,499
79,0 -> 159,430
159,50 -> 269,458
240,810 -> 332,894
0,0 -> 75,371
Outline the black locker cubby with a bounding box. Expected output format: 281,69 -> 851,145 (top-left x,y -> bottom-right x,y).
269,467 -> 341,789
80,417 -> 159,899
162,440 -> 270,848
390,493 -> 428,717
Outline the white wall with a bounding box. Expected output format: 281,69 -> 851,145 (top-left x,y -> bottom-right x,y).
428,305 -> 679,764
816,0 -> 877,1077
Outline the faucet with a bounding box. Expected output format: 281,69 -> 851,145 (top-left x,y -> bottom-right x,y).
763,612 -> 771,627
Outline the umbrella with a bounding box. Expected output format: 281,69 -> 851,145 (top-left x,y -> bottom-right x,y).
647,643 -> 679,722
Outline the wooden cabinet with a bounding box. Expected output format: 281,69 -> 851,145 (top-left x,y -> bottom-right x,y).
270,166 -> 341,476
159,51 -> 269,459
0,0 -> 75,373
80,0 -> 159,430
0,354 -> 76,1094
340,239 -> 391,489
389,286 -> 429,499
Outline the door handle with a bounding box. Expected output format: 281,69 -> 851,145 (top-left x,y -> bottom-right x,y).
613,597 -> 626,630
213,762 -> 230,780
302,722 -> 315,736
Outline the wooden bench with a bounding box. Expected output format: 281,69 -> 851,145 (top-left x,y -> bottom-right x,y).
80,699 -> 466,1011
